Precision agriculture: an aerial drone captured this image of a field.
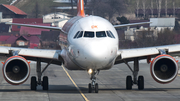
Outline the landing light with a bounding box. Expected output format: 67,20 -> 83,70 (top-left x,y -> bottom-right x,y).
88,69 -> 93,74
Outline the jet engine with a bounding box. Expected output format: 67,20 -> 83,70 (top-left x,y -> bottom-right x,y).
2,56 -> 30,85
150,54 -> 178,84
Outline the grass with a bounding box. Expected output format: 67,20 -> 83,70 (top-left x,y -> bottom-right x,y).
14,0 -> 73,17
15,0 -> 58,17
0,0 -> 14,5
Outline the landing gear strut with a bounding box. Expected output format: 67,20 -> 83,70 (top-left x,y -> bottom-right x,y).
124,58 -> 144,90
30,58 -> 51,90
88,70 -> 99,93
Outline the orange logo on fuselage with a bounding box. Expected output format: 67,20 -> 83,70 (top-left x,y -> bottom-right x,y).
91,25 -> 98,29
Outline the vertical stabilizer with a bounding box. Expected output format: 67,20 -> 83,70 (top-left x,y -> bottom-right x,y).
77,0 -> 85,17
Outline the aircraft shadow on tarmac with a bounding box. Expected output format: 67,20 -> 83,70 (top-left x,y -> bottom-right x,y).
0,84 -> 180,93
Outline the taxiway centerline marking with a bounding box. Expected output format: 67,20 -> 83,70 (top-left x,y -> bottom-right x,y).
62,65 -> 89,101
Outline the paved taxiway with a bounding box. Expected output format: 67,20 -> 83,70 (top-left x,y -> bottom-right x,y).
0,60 -> 180,101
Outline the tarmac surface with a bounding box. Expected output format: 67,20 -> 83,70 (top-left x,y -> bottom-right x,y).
0,61 -> 180,101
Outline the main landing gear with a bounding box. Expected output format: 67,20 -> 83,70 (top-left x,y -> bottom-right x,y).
124,58 -> 144,90
88,69 -> 99,93
31,58 -> 52,90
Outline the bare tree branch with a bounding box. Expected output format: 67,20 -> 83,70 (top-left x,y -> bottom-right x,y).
136,0 -> 140,18
156,0 -> 162,17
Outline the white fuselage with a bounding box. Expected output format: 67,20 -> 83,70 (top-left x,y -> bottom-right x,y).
61,15 -> 119,70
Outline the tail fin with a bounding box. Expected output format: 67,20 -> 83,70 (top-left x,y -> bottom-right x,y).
77,0 -> 85,17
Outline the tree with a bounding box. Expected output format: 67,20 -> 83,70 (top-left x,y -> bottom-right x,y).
173,0 -> 176,17
155,29 -> 176,45
165,0 -> 168,17
134,30 -> 156,47
87,0 -> 125,22
71,0 -> 74,15
117,16 -> 129,24
156,0 -> 162,17
150,0 -> 154,17
136,0 -> 140,18
32,1 -> 40,18
142,0 -> 148,19
174,20 -> 180,32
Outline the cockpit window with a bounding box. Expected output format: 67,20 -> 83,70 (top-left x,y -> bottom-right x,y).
74,31 -> 115,39
77,31 -> 83,38
106,31 -> 115,38
74,31 -> 80,38
96,31 -> 106,38
84,31 -> 94,38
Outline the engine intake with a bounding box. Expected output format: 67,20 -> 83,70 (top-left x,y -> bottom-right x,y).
2,56 -> 30,85
150,55 -> 178,84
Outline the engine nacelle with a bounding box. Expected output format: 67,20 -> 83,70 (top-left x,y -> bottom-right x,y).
150,54 -> 178,84
2,56 -> 30,85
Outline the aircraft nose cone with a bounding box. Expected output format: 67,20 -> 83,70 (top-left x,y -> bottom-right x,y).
84,42 -> 108,60
81,42 -> 110,69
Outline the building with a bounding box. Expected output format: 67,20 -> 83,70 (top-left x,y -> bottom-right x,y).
0,4 -> 27,18
124,20 -> 150,41
5,35 -> 19,46
40,31 -> 60,49
0,23 -> 10,33
124,18 -> 175,41
15,36 -> 40,48
19,23 -> 51,36
150,18 -> 175,31
0,35 -> 10,44
12,18 -> 43,32
43,12 -> 69,20
0,34 -> 19,47
43,12 -> 69,27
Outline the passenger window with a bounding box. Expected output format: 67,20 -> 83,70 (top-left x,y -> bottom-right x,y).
74,31 -> 80,38
77,31 -> 83,38
96,31 -> 106,38
84,31 -> 94,38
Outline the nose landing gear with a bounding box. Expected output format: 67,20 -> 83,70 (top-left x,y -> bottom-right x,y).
88,69 -> 99,93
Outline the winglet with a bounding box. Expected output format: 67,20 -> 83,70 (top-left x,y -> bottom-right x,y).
77,0 -> 85,17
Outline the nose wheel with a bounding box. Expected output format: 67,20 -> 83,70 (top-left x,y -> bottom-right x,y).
88,70 -> 99,93
88,83 -> 99,93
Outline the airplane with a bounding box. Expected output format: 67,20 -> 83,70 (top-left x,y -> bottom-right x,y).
2,0 -> 180,93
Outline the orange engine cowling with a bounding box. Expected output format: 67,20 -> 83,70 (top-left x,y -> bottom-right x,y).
2,56 -> 30,85
150,54 -> 178,84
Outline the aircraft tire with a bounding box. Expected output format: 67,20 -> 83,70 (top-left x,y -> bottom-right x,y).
31,76 -> 37,90
138,76 -> 144,90
95,83 -> 98,93
88,83 -> 92,93
126,76 -> 132,90
42,76 -> 49,90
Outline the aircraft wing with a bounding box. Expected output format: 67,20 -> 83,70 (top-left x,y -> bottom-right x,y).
115,44 -> 180,64
114,22 -> 151,28
0,46 -> 63,65
6,22 -> 63,31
